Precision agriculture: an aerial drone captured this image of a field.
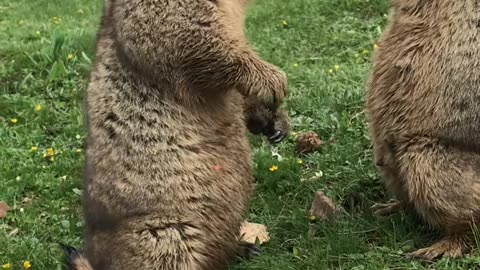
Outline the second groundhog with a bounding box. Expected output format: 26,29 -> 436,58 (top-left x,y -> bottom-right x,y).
366,0 -> 480,260
62,0 -> 288,269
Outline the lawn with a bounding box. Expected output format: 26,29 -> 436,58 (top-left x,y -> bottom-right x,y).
2,0 -> 480,269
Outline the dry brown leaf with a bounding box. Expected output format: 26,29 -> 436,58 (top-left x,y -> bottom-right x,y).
309,191 -> 337,221
239,221 -> 270,245
295,131 -> 324,155
0,202 -> 12,219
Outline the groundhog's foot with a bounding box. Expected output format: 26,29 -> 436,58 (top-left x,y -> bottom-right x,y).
371,199 -> 402,216
404,234 -> 472,261
235,241 -> 261,260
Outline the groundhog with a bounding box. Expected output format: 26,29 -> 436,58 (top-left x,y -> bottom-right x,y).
61,0 -> 289,269
366,0 -> 480,260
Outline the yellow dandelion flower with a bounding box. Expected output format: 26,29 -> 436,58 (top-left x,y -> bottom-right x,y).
67,53 -> 74,60
23,261 -> 31,269
19,20 -> 24,26
282,20 -> 288,26
49,156 -> 55,162
31,146 -> 38,152
308,215 -> 317,221
291,131 -> 297,137
47,148 -> 54,156
269,165 -> 279,172
328,69 -> 333,74
373,43 -> 378,49
2,263 -> 11,269
11,118 -> 17,124
297,159 -> 303,165
334,64 -> 340,70
35,104 -> 42,112
76,148 -> 82,153
293,63 -> 299,68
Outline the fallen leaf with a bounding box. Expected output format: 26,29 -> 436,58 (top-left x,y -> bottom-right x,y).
309,191 -> 337,221
0,202 -> 12,218
239,221 -> 270,245
295,131 -> 324,155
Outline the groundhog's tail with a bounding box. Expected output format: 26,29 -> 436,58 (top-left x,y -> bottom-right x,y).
60,244 -> 93,270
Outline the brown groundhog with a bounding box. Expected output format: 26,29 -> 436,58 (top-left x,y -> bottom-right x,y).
61,0 -> 289,269
366,0 -> 480,260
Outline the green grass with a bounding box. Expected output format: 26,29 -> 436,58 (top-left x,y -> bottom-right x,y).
2,0 -> 480,269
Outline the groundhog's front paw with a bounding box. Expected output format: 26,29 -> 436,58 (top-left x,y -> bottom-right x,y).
246,103 -> 289,144
254,68 -> 287,109
371,199 -> 402,216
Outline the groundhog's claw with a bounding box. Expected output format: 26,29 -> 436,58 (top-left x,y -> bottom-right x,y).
268,130 -> 284,144
371,199 -> 402,216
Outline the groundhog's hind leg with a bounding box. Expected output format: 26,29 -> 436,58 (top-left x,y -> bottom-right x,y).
108,221 -> 237,270
396,137 -> 480,260
405,233 -> 472,261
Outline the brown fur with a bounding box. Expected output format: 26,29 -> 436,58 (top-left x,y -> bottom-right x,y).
366,0 -> 480,260
66,0 -> 288,269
